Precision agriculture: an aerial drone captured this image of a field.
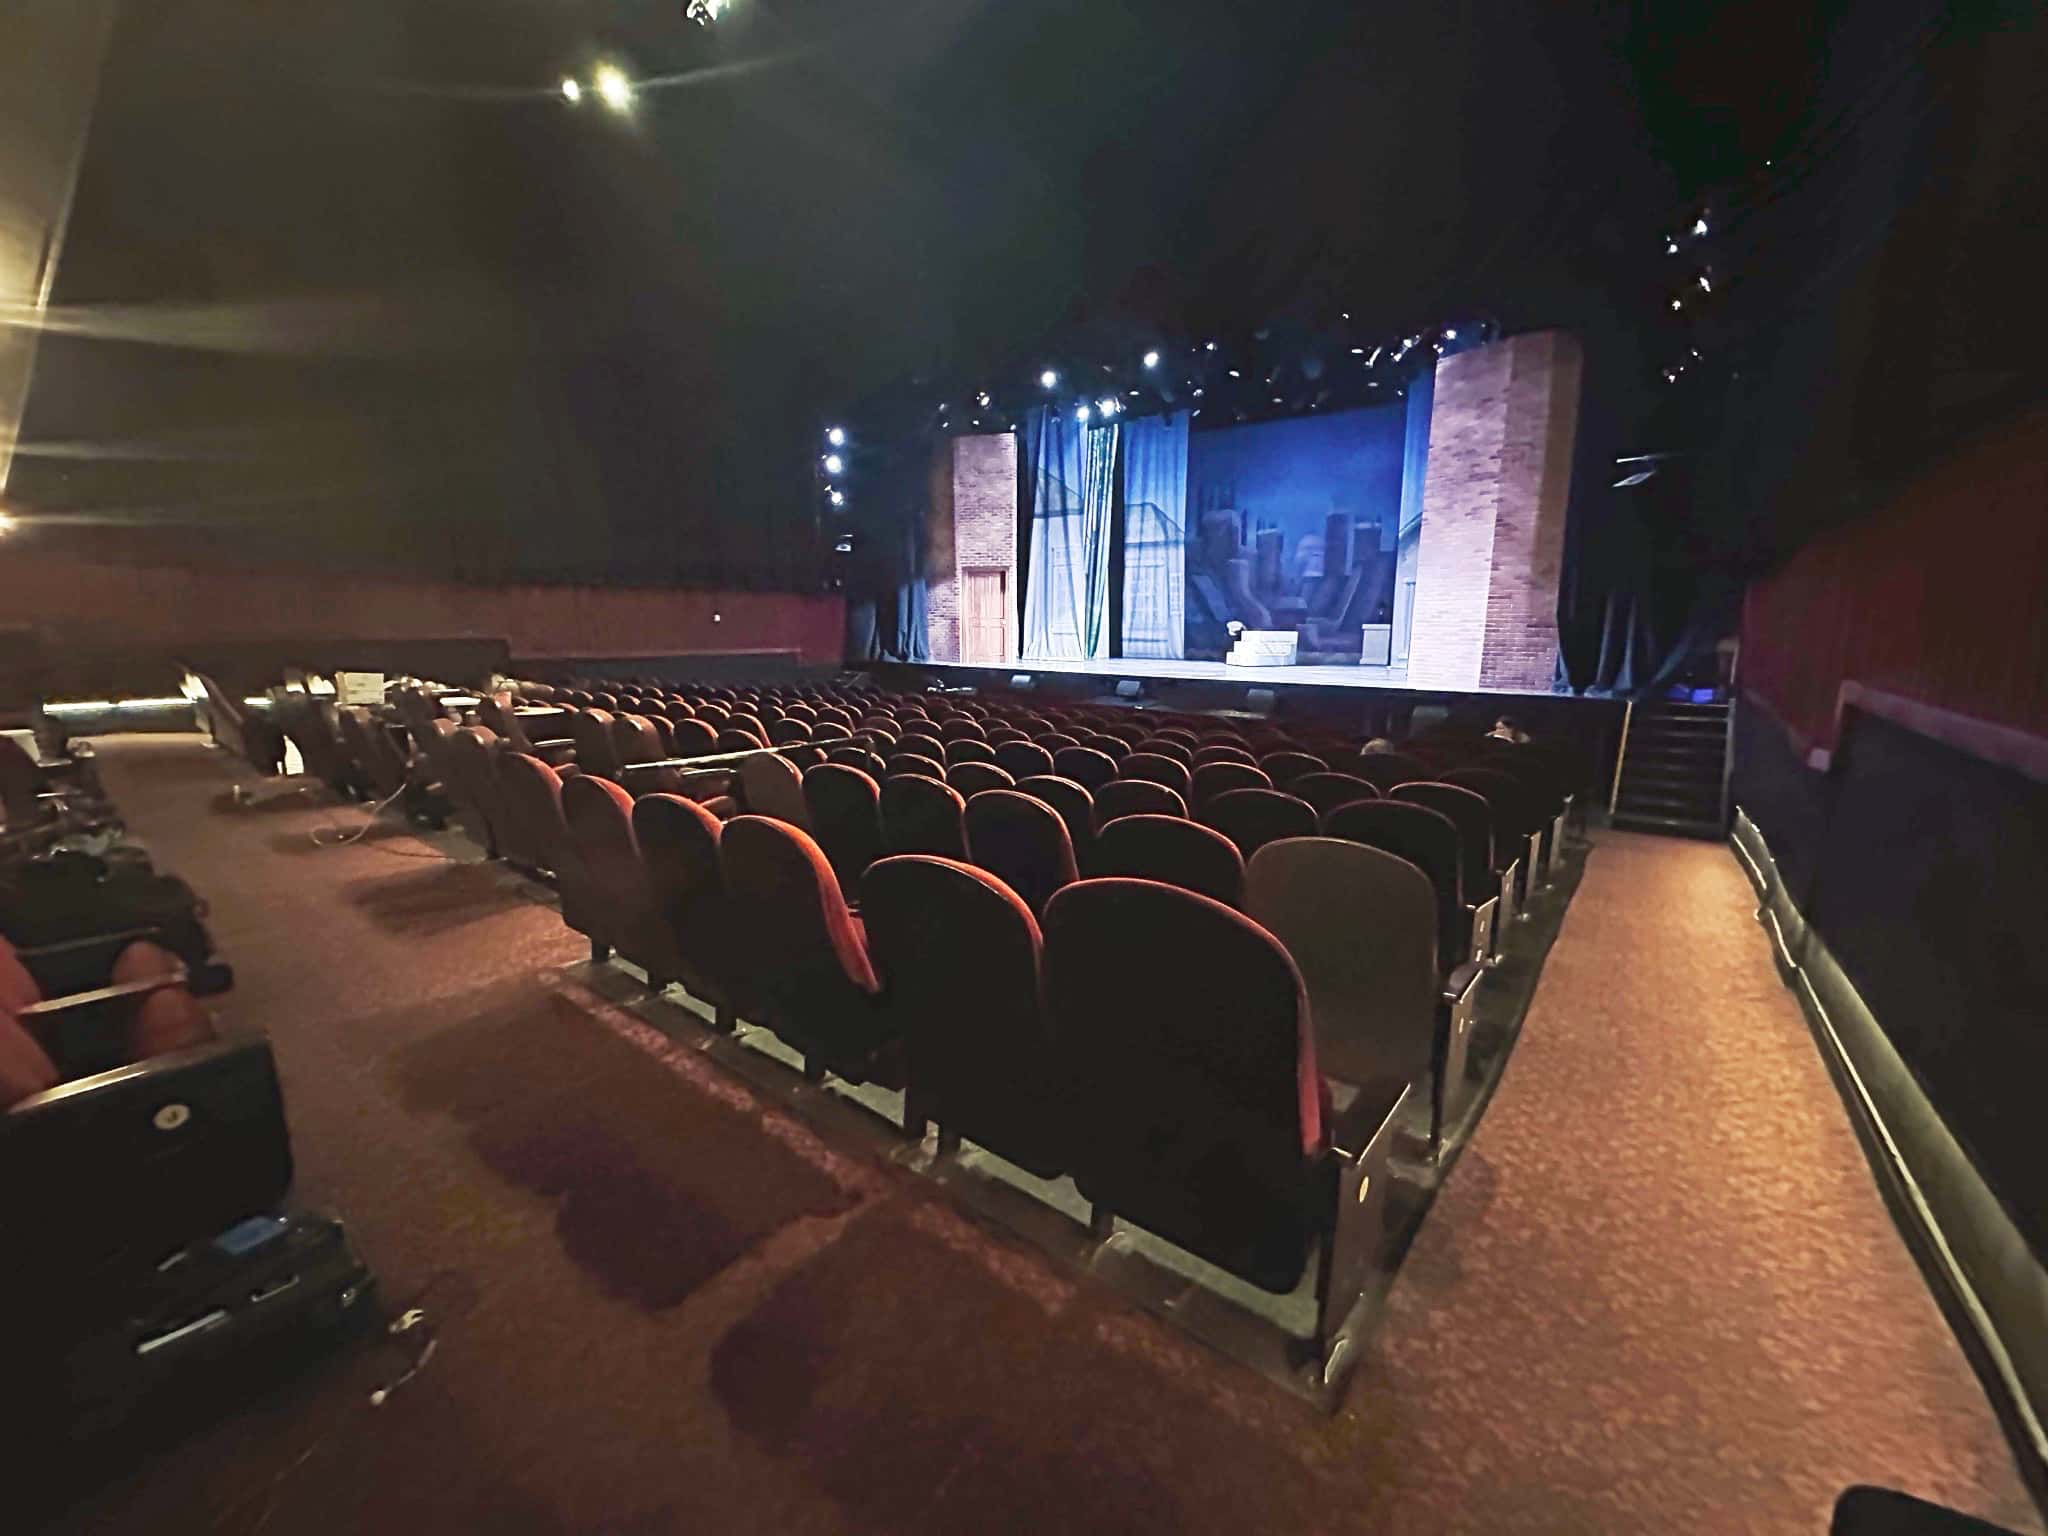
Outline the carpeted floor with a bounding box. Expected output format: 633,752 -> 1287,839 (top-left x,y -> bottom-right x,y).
29,734 -> 2042,1534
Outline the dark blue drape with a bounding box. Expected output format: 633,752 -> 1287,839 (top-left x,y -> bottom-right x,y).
1119,411 -> 1188,659
1022,405 -> 1117,660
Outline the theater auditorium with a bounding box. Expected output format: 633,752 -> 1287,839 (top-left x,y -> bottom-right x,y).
2,2 -> 2043,1532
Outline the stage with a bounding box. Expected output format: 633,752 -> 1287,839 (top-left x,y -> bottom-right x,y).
920,655 -> 1559,699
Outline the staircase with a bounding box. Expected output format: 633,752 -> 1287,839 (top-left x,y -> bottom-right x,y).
1608,699 -> 1732,837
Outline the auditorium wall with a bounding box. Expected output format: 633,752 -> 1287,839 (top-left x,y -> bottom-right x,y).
0,552 -> 845,693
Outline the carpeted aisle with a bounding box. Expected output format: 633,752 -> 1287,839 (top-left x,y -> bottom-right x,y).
35,736 -> 2041,1535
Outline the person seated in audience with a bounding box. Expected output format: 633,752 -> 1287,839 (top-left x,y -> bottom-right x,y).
1486,715 -> 1530,745
1362,737 -> 1396,754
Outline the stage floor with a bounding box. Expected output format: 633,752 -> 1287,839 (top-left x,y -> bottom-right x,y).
926,656 -> 1553,698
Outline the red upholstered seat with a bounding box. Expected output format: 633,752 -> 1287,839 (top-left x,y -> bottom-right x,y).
1011,775 -> 1095,870
899,731 -> 946,761
496,750 -> 573,880
1191,760 -> 1273,806
946,761 -> 1016,798
965,790 -> 1078,916
1051,746 -> 1118,791
1352,750 -> 1433,791
994,741 -> 1055,781
1391,782 -> 1495,895
563,774 -> 688,983
1133,737 -> 1194,766
1041,878 -> 1328,1293
1091,813 -> 1245,908
570,709 -> 622,780
1289,772 -> 1380,817
945,738 -> 997,766
862,855 -> 1064,1175
1193,743 -> 1259,768
1091,777 -> 1186,826
1259,750 -> 1327,789
1120,752 -> 1194,800
719,816 -> 890,1080
1200,787 -> 1318,859
802,763 -> 885,904
632,793 -> 751,1017
881,774 -> 969,859
1322,798 -> 1468,970
612,712 -> 667,767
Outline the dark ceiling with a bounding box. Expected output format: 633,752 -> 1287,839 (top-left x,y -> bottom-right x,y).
16,0 -> 1841,588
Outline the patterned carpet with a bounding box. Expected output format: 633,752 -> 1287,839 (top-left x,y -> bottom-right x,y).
32,736 -> 2041,1534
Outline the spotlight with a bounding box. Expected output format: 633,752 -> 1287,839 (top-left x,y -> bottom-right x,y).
593,64 -> 633,113
1227,369 -> 1241,378
822,453 -> 844,475
1444,328 -> 1458,340
1204,341 -> 1217,352
1350,347 -> 1365,355
829,489 -> 846,507
1075,405 -> 1092,423
976,391 -> 991,407
1096,397 -> 1118,416
1693,215 -> 1709,237
1697,275 -> 1712,293
1666,239 -> 1679,255
1040,369 -> 1058,389
560,77 -> 582,104
1143,350 -> 1160,369
1670,298 -> 1683,311
826,426 -> 846,447
0,511 -> 15,536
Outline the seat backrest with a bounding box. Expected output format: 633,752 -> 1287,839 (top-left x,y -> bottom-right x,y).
1091,813 -> 1245,907
1353,750 -> 1435,792
1041,879 -> 1323,1293
569,709 -> 620,779
496,750 -> 570,875
1321,798 -> 1464,957
632,792 -> 737,1003
1091,777 -> 1187,826
801,763 -> 884,900
1289,772 -> 1380,817
946,761 -> 1016,798
1245,838 -> 1440,1090
945,738 -> 997,766
886,752 -> 946,781
880,773 -> 968,858
1199,787 -> 1318,859
1390,782 -> 1495,892
718,816 -> 883,1072
666,717 -> 718,758
860,855 -> 1062,1176
1119,753 -> 1193,799
770,718 -> 814,745
1259,750 -> 1326,789
939,717 -> 986,742
994,741 -> 1055,781
738,751 -> 810,828
612,713 -> 665,767
1440,767 -> 1544,838
1191,761 -> 1273,806
715,727 -> 766,755
1011,775 -> 1095,867
1035,731 -> 1080,753
449,725 -> 504,852
1133,737 -> 1194,766
1192,744 -> 1258,769
563,773 -> 673,971
898,732 -> 946,763
1051,746 -> 1118,790
965,790 -> 1078,915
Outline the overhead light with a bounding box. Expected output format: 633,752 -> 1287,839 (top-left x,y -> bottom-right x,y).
1040,369 -> 1058,389
829,489 -> 845,507
560,78 -> 582,104
1693,216 -> 1709,237
822,453 -> 844,475
1444,328 -> 1458,340
1075,405 -> 1091,423
593,64 -> 633,113
1697,274 -> 1712,293
1143,350 -> 1160,369
825,426 -> 845,447
1096,397 -> 1118,416
1670,297 -> 1683,311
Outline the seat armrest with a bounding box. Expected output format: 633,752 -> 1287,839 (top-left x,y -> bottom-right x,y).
1441,961 -> 1484,1009
1326,1075 -> 1410,1163
17,967 -> 190,1020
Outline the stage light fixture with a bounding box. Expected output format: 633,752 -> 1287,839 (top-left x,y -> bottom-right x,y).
1444,328 -> 1458,339
1350,347 -> 1365,355
829,489 -> 846,506
1670,298 -> 1683,311
1227,369 -> 1241,378
1697,275 -> 1712,293
1666,238 -> 1679,254
976,391 -> 990,407
826,426 -> 845,447
1693,215 -> 1709,236
560,77 -> 582,104
1040,369 -> 1058,389
1143,350 -> 1160,369
593,64 -> 633,112
1205,341 -> 1217,351
822,453 -> 844,475
1075,405 -> 1091,422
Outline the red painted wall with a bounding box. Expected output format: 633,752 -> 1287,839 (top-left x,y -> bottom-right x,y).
0,553 -> 845,666
1741,406 -> 2048,754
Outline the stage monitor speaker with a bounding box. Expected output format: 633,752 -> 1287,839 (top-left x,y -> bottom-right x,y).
1244,688 -> 1278,716
1114,680 -> 1143,700
1010,674 -> 1035,691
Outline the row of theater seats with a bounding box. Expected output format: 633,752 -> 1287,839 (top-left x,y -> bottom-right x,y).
390,673 -> 1585,1364
0,730 -> 308,1362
